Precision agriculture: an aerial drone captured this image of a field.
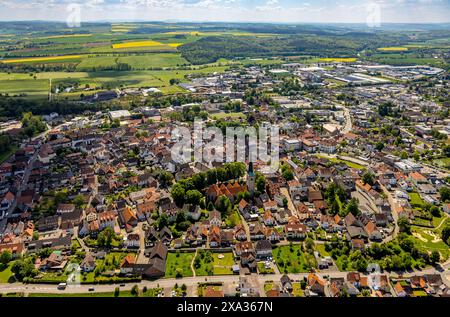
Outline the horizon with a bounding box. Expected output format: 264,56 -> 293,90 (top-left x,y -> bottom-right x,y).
0,0 -> 449,24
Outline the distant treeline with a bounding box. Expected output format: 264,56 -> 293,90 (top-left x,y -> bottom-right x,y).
0,98 -> 108,118
179,34 -> 392,65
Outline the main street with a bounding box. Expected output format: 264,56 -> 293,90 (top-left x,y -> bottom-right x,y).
1,263 -> 449,296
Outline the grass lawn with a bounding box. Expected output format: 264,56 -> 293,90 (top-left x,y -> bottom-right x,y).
411,226 -> 450,260
315,244 -> 330,257
292,283 -> 304,297
194,251 -> 235,276
0,145 -> 17,164
212,253 -> 235,275
0,262 -> 15,283
273,245 -> 316,274
165,251 -> 194,278
28,288 -> 162,297
412,290 -> 428,297
409,192 -> 425,207
264,282 -> 274,293
257,262 -> 275,274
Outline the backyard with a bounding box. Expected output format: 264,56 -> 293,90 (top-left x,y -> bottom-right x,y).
273,245 -> 316,273
165,251 -> 195,278
194,251 -> 235,276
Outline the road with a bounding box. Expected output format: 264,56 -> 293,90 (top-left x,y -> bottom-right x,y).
380,184 -> 399,242
1,265 -> 449,296
341,106 -> 352,134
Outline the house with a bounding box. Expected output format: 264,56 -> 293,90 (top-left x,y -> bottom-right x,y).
364,221 -> 382,241
124,233 -> 140,249
0,191 -> 15,218
239,276 -> 260,297
443,203 -> 450,214
249,223 -> 266,240
120,254 -> 136,274
209,210 -> 222,227
149,241 -> 168,261
27,235 -> 71,253
262,211 -> 276,226
255,239 -> 272,259
40,252 -> 67,271
56,203 -> 75,214
307,273 -> 326,296
209,225 -> 221,248
119,206 -> 138,229
204,286 -> 225,298
235,241 -> 254,257
234,225 -> 248,241
80,253 -> 96,272
238,199 -> 251,215
285,222 -> 307,240
280,274 -> 293,292
394,282 -> 407,297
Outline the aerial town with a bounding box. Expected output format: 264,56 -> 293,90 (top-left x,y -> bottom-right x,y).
0,56 -> 449,299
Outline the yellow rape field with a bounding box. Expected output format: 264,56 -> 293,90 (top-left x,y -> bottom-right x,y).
319,58 -> 357,63
1,55 -> 82,64
112,40 -> 167,49
378,47 -> 408,51
167,43 -> 182,48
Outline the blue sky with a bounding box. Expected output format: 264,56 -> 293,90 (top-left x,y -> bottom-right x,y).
0,0 -> 449,23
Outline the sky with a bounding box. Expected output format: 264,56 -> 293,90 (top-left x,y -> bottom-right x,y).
0,0 -> 449,24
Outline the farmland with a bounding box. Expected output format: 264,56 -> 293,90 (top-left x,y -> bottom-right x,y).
0,21 -> 450,100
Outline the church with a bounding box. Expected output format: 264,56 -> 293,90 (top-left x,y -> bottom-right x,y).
206,162 -> 256,204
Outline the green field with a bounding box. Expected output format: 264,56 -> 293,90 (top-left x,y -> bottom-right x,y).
0,66 -> 228,98
411,225 -> 450,260
273,245 -> 316,274
0,262 -> 15,283
409,192 -> 425,207
194,251 -> 235,276
28,288 -> 162,297
165,251 -> 194,278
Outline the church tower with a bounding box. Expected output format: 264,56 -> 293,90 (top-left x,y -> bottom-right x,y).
247,162 -> 256,195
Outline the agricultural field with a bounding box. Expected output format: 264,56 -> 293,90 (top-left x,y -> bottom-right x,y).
1,55 -> 83,64
318,57 -> 358,63
378,47 -> 409,51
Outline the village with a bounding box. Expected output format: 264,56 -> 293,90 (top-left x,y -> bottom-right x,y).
0,60 -> 449,298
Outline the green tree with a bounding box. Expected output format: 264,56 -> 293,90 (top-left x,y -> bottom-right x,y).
442,225 -> 450,246
398,217 -> 411,234
215,195 -> 232,217
73,195 -> 85,209
362,171 -> 375,186
430,251 -> 440,264
114,287 -> 120,297
131,285 -> 139,296
439,186 -> 450,202
185,189 -> 203,206
0,250 -> 12,265
345,198 -> 360,217
171,183 -> 186,207
158,171 -> 174,187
